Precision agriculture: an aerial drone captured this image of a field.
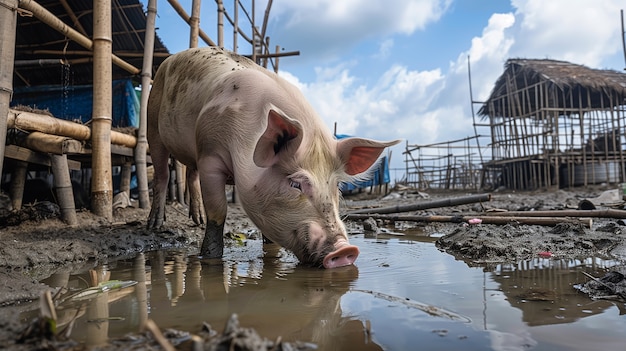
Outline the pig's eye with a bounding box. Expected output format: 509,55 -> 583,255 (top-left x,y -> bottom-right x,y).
289,180 -> 302,191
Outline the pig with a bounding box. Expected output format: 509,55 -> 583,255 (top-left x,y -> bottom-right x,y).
147,47 -> 400,268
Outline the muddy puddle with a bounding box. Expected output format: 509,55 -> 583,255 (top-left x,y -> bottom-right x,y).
18,228 -> 626,351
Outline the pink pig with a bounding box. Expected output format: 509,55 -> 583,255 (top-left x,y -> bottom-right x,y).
147,47 -> 399,268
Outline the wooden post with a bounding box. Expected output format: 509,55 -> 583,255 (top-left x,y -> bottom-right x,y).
120,161 -> 132,194
167,0 -> 216,46
9,160 -> 27,210
51,154 -> 77,225
0,0 -> 18,179
233,0 -> 238,52
217,0 -> 224,47
251,0 -> 256,63
274,45 -> 280,73
91,0 -> 113,219
135,0 -> 156,209
189,0 -> 201,48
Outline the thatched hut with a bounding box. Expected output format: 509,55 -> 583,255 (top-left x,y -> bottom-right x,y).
479,58 -> 626,190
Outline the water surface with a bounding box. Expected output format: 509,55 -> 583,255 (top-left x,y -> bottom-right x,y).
32,229 -> 626,350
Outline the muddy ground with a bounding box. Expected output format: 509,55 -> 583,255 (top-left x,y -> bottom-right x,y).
1,185 -> 626,349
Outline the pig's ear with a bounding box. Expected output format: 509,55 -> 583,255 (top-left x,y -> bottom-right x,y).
253,109 -> 303,167
337,138 -> 401,175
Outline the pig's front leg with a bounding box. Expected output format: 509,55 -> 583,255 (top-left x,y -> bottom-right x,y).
198,156 -> 229,258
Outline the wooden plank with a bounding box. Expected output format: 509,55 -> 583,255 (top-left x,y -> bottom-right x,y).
4,144 -> 51,166
3,144 -> 81,170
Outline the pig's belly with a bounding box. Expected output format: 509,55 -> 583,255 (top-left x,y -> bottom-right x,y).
161,137 -> 198,169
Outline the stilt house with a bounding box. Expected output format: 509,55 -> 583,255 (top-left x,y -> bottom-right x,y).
479,58 -> 626,190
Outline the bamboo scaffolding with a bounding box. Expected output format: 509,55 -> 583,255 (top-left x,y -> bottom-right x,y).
134,0 -> 156,208
11,130 -> 84,154
51,154 -> 77,225
0,0 -> 18,179
9,160 -> 27,210
167,0 -> 217,46
8,109 -> 137,148
18,0 -> 140,75
91,0 -> 113,219
345,193 -> 491,215
190,0 -> 201,48
344,213 -> 592,228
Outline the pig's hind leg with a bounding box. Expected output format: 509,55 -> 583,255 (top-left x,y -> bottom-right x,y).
187,168 -> 205,225
147,135 -> 170,229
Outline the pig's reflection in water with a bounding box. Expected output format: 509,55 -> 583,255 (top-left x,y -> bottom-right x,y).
147,247 -> 381,350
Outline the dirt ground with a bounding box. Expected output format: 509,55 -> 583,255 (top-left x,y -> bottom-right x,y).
1,185 -> 626,349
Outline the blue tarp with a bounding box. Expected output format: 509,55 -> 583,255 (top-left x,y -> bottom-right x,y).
336,134 -> 392,192
12,79 -> 140,128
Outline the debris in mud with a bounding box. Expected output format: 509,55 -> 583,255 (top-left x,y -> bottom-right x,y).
435,220 -> 623,263
0,201 -> 60,228
575,271 -> 626,301
14,299 -> 317,351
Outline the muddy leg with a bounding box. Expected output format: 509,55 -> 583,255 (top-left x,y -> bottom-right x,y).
197,156 -> 228,258
201,221 -> 224,258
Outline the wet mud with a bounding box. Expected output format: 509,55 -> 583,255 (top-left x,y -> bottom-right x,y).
1,185 -> 626,349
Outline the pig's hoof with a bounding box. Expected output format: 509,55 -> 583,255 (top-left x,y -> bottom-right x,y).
200,243 -> 223,258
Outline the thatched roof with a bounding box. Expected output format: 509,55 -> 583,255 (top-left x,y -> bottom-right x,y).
14,0 -> 170,88
478,58 -> 626,118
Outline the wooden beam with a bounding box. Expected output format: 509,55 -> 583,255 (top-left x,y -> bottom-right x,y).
4,144 -> 81,170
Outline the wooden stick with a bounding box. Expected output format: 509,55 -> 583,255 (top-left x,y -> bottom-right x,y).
485,209 -> 626,219
344,213 -> 592,228
346,193 -> 491,215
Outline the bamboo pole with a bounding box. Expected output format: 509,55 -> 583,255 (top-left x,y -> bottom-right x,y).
120,161 -> 131,194
167,0 -> 217,46
18,0 -> 140,75
91,0 -> 113,219
59,0 -> 88,36
344,213 -> 592,228
233,0 -> 238,52
217,0 -> 224,47
11,130 -> 84,154
251,0 -> 256,63
485,209 -> 626,219
274,45 -> 281,73
135,0 -> 156,209
9,160 -> 27,210
51,154 -> 77,225
8,109 -> 137,147
346,193 -> 491,215
189,0 -> 201,48
0,0 -> 18,180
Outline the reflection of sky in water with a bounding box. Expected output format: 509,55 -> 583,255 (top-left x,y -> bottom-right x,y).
31,231 -> 626,351
348,233 -> 625,351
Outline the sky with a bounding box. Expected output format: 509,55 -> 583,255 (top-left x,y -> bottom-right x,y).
147,0 -> 626,182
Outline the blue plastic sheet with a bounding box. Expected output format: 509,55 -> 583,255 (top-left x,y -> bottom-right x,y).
336,134 -> 391,192
12,79 -> 140,128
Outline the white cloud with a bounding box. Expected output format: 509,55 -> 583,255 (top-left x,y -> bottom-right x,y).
280,63 -> 446,152
373,39 -> 394,60
510,0 -> 623,67
269,0 -> 451,62
274,0 -> 626,176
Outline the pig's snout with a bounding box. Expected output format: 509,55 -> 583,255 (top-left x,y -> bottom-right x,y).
323,244 -> 359,269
